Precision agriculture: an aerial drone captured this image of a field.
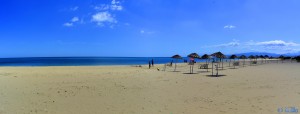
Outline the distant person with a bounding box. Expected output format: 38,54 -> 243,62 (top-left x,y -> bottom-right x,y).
170,60 -> 173,66
148,61 -> 151,69
151,59 -> 154,66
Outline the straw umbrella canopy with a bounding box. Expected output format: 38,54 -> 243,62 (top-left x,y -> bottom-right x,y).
171,54 -> 182,72
210,51 -> 225,76
249,55 -> 255,59
279,55 -> 284,63
229,54 -> 237,68
188,53 -> 200,59
259,55 -> 264,64
248,55 -> 255,65
201,54 -> 210,72
264,55 -> 269,58
239,55 -> 247,67
187,53 -> 200,74
255,55 -> 259,62
201,54 -> 210,65
264,55 -> 269,63
211,51 -> 225,69
211,51 -> 225,60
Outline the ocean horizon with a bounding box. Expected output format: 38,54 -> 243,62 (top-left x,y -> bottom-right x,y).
0,57 -> 207,66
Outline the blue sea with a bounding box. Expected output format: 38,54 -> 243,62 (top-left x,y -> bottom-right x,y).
0,57 -> 207,66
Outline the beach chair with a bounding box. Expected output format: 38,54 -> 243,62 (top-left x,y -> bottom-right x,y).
166,63 -> 172,67
233,62 -> 239,66
199,64 -> 208,69
188,62 -> 194,65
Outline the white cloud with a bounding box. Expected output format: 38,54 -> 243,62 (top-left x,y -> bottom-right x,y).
111,0 -> 123,11
244,40 -> 300,54
90,0 -> 123,27
245,40 -> 300,54
63,17 -> 80,27
91,12 -> 117,26
63,22 -> 73,27
224,25 -> 236,29
140,29 -> 155,34
220,41 -> 240,47
256,40 -> 299,47
94,4 -> 110,11
203,40 -> 300,54
111,0 -> 120,4
210,40 -> 240,47
64,0 -> 123,28
94,0 -> 123,11
71,17 -> 79,22
70,6 -> 79,11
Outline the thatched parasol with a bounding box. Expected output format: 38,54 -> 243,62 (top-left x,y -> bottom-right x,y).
171,54 -> 182,72
188,53 -> 200,59
201,54 -> 210,72
187,53 -> 200,74
264,55 -> 269,63
279,55 -> 284,63
239,55 -> 247,67
211,51 -> 225,70
259,55 -> 264,64
248,55 -> 255,65
229,54 -> 237,68
211,51 -> 225,76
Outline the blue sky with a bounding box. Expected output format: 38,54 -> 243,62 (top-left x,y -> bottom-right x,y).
1,0 -> 300,57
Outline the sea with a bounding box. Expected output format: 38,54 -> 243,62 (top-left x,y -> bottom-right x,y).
0,57 -> 208,66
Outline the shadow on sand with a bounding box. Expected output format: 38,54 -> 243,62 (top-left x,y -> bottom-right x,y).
182,73 -> 199,75
206,74 -> 227,77
197,71 -> 210,73
216,68 -> 227,71
228,68 -> 238,69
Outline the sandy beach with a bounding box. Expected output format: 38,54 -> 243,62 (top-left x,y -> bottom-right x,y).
0,60 -> 299,114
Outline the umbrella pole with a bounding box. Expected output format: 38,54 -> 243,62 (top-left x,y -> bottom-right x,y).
222,59 -> 224,70
174,63 -> 177,71
206,59 -> 208,72
216,64 -> 218,77
211,62 -> 214,76
192,65 -> 194,74
233,59 -> 235,69
190,65 -> 192,74
174,59 -> 177,72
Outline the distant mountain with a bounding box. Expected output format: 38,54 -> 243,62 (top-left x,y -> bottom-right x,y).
233,52 -> 300,57
284,52 -> 300,56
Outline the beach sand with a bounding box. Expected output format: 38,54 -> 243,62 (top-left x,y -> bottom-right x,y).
0,60 -> 299,114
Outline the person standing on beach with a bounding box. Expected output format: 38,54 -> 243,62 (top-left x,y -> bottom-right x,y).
151,59 -> 154,66
149,61 -> 151,69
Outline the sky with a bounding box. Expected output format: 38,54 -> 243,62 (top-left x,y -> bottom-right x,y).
1,0 -> 300,57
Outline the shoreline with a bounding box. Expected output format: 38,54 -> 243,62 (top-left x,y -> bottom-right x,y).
0,59 -> 284,67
